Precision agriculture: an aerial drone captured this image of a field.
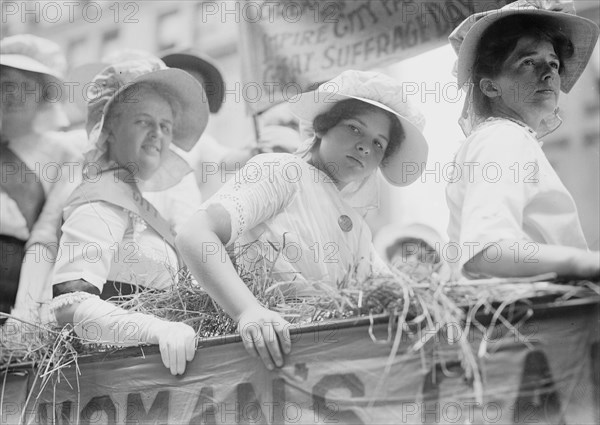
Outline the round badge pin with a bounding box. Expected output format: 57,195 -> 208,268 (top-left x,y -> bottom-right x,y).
338,215 -> 353,232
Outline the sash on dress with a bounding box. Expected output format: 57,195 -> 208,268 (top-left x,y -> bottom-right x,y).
65,168 -> 177,250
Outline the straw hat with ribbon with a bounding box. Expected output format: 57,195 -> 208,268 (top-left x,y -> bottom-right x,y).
66,50 -> 167,126
449,0 -> 599,137
85,57 -> 209,191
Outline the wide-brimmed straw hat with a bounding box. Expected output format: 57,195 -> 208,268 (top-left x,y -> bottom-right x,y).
0,34 -> 66,82
449,0 -> 599,94
85,58 -> 209,191
289,70 -> 429,187
161,49 -> 225,113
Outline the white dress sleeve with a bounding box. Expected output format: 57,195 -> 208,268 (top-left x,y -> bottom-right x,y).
201,154 -> 301,246
52,202 -> 128,292
457,124 -> 536,268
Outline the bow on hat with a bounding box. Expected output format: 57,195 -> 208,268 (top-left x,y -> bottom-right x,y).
86,58 -> 165,139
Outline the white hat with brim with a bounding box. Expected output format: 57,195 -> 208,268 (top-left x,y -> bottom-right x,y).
1,54 -> 64,81
450,1 -> 600,93
289,70 -> 428,187
86,59 -> 209,191
373,222 -> 446,262
0,34 -> 67,82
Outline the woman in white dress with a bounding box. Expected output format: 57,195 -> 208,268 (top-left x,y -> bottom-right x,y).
178,70 -> 429,370
50,58 -> 209,375
446,0 -> 600,279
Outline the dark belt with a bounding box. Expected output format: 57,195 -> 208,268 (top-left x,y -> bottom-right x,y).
0,235 -> 26,319
53,279 -> 156,303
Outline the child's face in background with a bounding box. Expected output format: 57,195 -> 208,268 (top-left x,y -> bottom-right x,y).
313,109 -> 391,189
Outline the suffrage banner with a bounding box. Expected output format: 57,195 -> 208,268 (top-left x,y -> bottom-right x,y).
239,0 -> 509,113
1,297 -> 599,424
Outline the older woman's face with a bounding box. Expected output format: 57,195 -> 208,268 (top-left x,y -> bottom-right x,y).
489,36 -> 561,127
106,87 -> 174,180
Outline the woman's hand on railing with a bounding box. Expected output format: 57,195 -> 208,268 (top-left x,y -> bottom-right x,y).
152,321 -> 197,376
237,305 -> 291,370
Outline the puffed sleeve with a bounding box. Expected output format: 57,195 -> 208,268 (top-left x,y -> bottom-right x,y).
456,124 -> 537,269
52,202 -> 128,292
201,153 -> 301,246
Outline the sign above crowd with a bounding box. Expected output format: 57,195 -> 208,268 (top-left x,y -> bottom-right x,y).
239,0 -> 509,113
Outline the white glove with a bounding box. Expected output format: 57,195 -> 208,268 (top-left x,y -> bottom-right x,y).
72,296 -> 196,375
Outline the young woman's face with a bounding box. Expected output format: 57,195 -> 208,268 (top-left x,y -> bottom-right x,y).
489,36 -> 561,127
106,87 -> 174,180
313,109 -> 392,188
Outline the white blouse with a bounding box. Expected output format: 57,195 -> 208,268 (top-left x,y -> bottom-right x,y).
446,118 -> 588,274
202,153 -> 387,287
52,201 -> 179,293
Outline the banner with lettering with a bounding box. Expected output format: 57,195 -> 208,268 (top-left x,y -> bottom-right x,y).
238,0 -> 509,113
2,297 -> 598,424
